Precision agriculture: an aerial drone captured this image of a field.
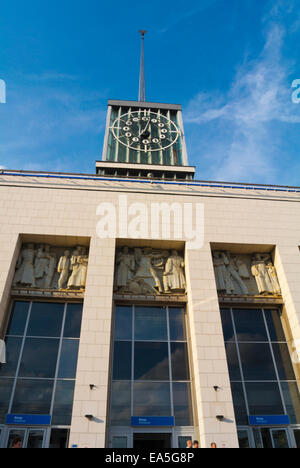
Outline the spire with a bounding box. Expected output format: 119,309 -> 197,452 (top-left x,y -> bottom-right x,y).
138,30 -> 147,102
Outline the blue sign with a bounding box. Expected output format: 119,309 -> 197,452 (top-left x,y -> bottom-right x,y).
6,414 -> 52,426
249,415 -> 290,426
131,416 -> 175,427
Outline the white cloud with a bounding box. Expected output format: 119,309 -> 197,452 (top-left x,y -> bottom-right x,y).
184,3 -> 300,183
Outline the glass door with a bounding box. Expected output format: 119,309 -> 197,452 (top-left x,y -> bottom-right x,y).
6,428 -> 46,448
270,429 -> 290,449
238,429 -> 252,448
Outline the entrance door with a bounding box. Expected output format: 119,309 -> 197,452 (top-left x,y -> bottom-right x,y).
237,429 -> 251,448
6,428 -> 46,448
258,428 -> 291,449
270,429 -> 290,449
134,433 -> 172,449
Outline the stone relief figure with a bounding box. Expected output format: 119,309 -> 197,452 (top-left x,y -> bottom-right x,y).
134,248 -> 164,293
67,248 -> 82,290
212,251 -> 235,295
251,254 -> 273,294
226,253 -> 249,295
57,250 -> 71,290
78,246 -> 89,288
44,248 -> 57,289
266,261 -> 281,295
34,244 -> 49,281
163,250 -> 186,293
113,247 -> 186,295
235,257 -> 250,280
13,244 -> 36,288
67,246 -> 89,290
115,247 -> 135,290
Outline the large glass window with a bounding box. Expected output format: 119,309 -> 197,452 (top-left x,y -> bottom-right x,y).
220,308 -> 300,427
0,301 -> 83,426
110,305 -> 193,427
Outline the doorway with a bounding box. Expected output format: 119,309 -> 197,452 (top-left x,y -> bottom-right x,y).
134,433 -> 172,449
5,428 -> 46,448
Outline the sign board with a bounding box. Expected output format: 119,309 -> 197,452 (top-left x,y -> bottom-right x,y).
249,415 -> 290,426
131,416 -> 175,427
5,414 -> 52,426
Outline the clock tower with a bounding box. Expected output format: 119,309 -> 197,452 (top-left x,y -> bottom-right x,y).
96,33 -> 195,181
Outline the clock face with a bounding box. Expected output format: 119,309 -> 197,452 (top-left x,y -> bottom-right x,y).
110,110 -> 181,153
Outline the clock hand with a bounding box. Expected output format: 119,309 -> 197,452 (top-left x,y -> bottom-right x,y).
138,119 -> 150,138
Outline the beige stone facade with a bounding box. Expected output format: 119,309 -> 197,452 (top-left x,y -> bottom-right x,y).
0,171 -> 300,448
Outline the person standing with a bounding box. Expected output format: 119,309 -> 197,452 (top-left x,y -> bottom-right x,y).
186,439 -> 193,449
193,440 -> 199,449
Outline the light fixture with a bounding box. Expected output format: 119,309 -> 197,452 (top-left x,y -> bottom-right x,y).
89,384 -> 96,390
213,386 -> 221,392
216,415 -> 224,422
85,414 -> 94,421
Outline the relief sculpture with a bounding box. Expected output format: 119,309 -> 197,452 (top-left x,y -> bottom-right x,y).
13,243 -> 89,291
114,247 -> 186,295
213,250 -> 281,296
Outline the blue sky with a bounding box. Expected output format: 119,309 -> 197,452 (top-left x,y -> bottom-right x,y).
0,0 -> 300,184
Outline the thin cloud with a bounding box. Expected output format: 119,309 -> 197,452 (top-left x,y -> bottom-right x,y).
157,0 -> 218,34
185,3 -> 300,184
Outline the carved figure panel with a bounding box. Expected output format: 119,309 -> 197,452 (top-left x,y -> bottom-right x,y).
114,247 -> 186,295
13,243 -> 89,291
212,251 -> 281,296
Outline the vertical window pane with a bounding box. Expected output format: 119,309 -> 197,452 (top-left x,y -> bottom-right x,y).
0,378 -> 14,423
0,337 -> 22,377
220,309 -> 235,342
112,437 -> 127,448
58,340 -> 80,379
272,343 -> 296,381
19,338 -> 59,378
233,309 -> 268,342
135,307 -> 167,341
231,382 -> 248,425
12,379 -> 53,414
7,301 -> 30,336
133,382 -> 171,417
113,342 -> 132,380
64,303 -> 83,338
238,343 -> 277,380
110,381 -> 131,426
246,382 -> 284,415
281,382 -> 300,425
225,342 -> 241,381
49,429 -> 69,449
169,308 -> 186,341
293,430 -> 300,448
238,430 -> 251,448
173,382 -> 193,426
134,342 -> 169,380
27,302 -> 64,337
171,343 -> 190,381
52,380 -> 75,426
114,306 -> 132,341
27,430 -> 44,449
264,309 -> 286,342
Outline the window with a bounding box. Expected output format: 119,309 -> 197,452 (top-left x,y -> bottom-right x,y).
0,301 -> 83,426
220,308 -> 300,427
49,429 -> 70,449
110,305 -> 193,427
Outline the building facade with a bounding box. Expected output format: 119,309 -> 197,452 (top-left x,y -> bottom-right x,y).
0,100 -> 300,448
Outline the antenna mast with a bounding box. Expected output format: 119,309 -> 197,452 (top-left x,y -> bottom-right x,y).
138,30 -> 147,102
